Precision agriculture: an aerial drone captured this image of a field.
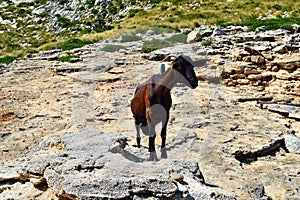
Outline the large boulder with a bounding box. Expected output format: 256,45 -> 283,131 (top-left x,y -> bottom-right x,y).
0,130 -> 236,200
187,29 -> 202,43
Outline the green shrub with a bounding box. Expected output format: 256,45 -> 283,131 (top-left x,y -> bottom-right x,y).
57,55 -> 79,62
272,4 -> 282,11
168,17 -> 176,23
34,0 -> 47,5
5,41 -> 22,53
80,28 -> 92,34
0,55 -> 16,63
240,17 -> 300,31
59,0 -> 68,5
56,14 -> 72,28
150,0 -> 161,3
201,39 -> 213,46
160,5 -> 168,11
141,39 -> 172,53
58,38 -> 92,51
128,0 -> 136,5
101,44 -> 127,52
17,2 -> 34,7
165,34 -> 187,44
86,0 -> 95,6
120,35 -> 142,43
108,4 -> 118,15
128,9 -> 141,18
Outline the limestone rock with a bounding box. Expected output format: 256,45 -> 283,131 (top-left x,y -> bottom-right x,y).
211,27 -> 225,37
270,58 -> 300,71
237,78 -> 250,85
244,66 -> 260,75
273,45 -> 288,54
232,50 -> 250,61
285,134 -> 300,154
276,70 -> 291,80
251,55 -> 265,64
0,130 -> 236,200
222,62 -> 251,75
291,70 -> 300,80
244,46 -> 261,55
247,74 -> 262,81
1,25 -> 300,200
187,29 -> 202,43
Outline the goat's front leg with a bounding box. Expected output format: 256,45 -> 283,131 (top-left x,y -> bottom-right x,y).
149,123 -> 157,161
160,118 -> 168,159
135,123 -> 141,148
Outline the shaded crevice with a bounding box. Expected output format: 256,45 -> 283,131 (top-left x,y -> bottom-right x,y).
0,177 -> 49,194
234,139 -> 289,163
74,164 -> 105,172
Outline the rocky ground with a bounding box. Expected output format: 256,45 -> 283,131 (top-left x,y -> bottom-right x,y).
0,26 -> 300,199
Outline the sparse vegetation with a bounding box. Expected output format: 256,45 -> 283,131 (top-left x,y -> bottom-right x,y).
101,44 -> 127,52
57,55 -> 80,62
58,38 -> 92,51
128,9 -> 141,18
0,0 -> 299,63
120,35 -> 142,43
165,34 -> 187,44
0,55 -> 16,64
201,39 -> 213,47
239,17 -> 300,31
141,39 -> 172,53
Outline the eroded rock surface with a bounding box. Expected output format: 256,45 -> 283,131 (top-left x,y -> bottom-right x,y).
1,26 -> 300,199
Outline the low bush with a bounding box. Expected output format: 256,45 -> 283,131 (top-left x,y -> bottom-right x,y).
58,38 -> 92,51
201,39 -> 213,47
141,39 -> 172,53
240,16 -> 299,31
165,34 -> 187,44
120,34 -> 142,43
57,55 -> 79,62
101,44 -> 127,52
128,9 -> 141,18
0,55 -> 16,63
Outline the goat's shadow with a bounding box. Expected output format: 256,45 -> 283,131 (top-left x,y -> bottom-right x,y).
110,141 -> 170,162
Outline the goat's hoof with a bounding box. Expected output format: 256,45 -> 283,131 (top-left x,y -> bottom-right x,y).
161,148 -> 168,159
149,151 -> 158,161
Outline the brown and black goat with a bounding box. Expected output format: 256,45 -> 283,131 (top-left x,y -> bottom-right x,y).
130,55 -> 198,161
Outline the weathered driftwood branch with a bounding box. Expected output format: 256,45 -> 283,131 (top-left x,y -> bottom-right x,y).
234,139 -> 287,163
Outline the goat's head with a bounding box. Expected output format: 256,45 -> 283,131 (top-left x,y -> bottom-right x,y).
172,55 -> 198,89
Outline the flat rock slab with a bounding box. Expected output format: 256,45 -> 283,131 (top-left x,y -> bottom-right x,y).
0,130 -> 236,200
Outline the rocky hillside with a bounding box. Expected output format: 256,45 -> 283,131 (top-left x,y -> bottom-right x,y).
0,24 -> 299,199
0,0 -> 151,57
1,0 -> 299,60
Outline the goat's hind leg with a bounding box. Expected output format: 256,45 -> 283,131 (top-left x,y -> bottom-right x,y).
148,123 -> 157,161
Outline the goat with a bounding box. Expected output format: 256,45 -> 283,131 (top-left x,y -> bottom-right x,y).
130,55 -> 198,161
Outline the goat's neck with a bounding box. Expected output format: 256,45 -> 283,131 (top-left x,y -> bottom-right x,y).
157,68 -> 178,91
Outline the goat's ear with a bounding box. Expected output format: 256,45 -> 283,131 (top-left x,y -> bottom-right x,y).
172,56 -> 182,69
176,56 -> 183,63
172,60 -> 179,69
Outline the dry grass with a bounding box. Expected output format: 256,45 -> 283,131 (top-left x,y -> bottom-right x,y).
117,0 -> 300,30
